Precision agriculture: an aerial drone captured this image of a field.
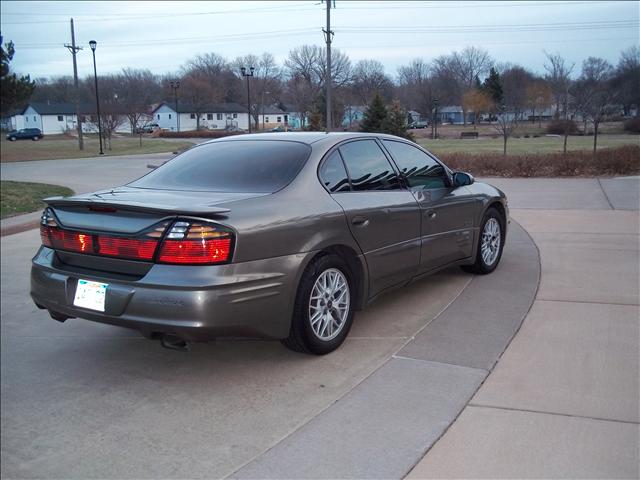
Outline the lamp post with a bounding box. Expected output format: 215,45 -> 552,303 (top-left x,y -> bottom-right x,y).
432,98 -> 439,140
261,90 -> 270,131
240,66 -> 255,133
89,40 -> 103,155
170,80 -> 180,132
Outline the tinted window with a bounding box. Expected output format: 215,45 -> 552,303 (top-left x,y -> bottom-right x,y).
129,140 -> 311,193
339,140 -> 401,191
383,140 -> 447,189
319,151 -> 350,193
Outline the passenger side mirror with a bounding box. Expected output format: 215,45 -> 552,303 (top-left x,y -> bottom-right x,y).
452,172 -> 474,187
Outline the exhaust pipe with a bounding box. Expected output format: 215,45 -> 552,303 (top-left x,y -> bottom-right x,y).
160,334 -> 190,352
49,310 -> 72,322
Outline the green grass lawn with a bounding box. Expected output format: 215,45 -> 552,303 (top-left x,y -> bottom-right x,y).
1,181 -> 74,219
417,134 -> 640,156
0,135 -> 195,162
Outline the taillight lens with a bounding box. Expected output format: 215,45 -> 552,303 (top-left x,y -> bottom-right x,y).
158,220 -> 233,264
39,210 -> 233,265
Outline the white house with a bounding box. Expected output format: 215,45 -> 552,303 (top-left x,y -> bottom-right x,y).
257,105 -> 292,130
152,102 -> 249,132
13,103 -> 148,135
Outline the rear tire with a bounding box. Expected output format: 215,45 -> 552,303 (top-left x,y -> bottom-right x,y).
282,254 -> 355,355
462,207 -> 505,275
9,136 -> 16,141
32,136 -> 39,141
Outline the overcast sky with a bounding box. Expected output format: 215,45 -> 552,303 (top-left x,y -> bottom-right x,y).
1,0 -> 638,80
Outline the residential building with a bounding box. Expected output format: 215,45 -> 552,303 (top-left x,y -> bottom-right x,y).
342,105 -> 367,129
152,102 -> 249,131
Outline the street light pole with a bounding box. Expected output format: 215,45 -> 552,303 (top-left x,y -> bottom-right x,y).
89,40 -> 103,155
261,90 -> 270,131
170,80 -> 180,132
433,98 -> 439,140
240,66 -> 254,133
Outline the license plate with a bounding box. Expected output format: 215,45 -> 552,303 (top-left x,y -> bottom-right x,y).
73,279 -> 108,312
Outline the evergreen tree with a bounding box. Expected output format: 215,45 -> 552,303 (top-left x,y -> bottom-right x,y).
482,67 -> 503,105
383,101 -> 414,140
360,92 -> 388,133
0,36 -> 35,115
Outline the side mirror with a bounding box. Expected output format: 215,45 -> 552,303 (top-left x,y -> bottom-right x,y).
452,171 -> 474,187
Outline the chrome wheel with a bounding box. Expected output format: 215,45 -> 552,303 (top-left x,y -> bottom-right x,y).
308,268 -> 350,341
481,217 -> 501,266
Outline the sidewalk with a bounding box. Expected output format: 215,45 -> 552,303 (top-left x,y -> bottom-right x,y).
408,204 -> 639,477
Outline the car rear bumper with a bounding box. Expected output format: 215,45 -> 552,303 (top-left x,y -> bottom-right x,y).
31,247 -> 315,341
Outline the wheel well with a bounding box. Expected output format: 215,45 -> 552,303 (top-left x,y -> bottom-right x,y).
314,245 -> 367,310
488,201 -> 506,223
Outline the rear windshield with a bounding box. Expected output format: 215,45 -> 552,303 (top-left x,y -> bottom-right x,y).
129,140 -> 311,193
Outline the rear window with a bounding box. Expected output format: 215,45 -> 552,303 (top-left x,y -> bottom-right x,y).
129,140 -> 311,193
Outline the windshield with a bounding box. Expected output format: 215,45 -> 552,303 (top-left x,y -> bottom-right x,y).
129,140 -> 311,193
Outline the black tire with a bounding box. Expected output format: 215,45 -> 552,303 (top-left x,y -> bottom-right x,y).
282,254 -> 355,355
461,207 -> 505,275
9,136 -> 16,141
32,136 -> 39,141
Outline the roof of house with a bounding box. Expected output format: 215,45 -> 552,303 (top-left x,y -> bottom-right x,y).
261,106 -> 286,115
438,106 -> 464,114
153,102 -> 248,114
21,103 -> 79,115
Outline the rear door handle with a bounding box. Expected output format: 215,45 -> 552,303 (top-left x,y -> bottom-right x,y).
426,211 -> 437,219
351,216 -> 369,227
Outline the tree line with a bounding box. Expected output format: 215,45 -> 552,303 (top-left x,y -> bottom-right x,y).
3,40 -> 639,139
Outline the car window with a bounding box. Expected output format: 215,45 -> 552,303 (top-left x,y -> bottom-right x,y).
339,140 -> 402,191
129,140 -> 311,193
319,150 -> 351,193
382,140 -> 447,189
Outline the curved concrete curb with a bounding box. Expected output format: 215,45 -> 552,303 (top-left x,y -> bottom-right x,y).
231,221 -> 540,479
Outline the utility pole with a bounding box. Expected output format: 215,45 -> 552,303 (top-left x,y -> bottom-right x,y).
64,18 -> 84,150
323,1 -> 334,132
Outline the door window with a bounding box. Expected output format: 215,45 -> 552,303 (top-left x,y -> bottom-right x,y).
319,151 -> 351,193
339,140 -> 401,191
383,140 -> 447,189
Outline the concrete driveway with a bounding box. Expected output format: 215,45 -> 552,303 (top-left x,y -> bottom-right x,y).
1,155 -> 637,479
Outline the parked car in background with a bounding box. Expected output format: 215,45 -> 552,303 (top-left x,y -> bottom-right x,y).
409,121 -> 429,129
6,128 -> 44,141
137,123 -> 159,134
31,132 -> 508,355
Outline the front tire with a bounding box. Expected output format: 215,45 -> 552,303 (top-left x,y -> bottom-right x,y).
9,136 -> 16,141
32,136 -> 40,141
462,207 -> 505,274
282,254 -> 355,355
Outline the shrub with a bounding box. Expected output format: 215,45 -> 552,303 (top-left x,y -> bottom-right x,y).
440,145 -> 640,178
546,120 -> 579,135
623,117 -> 640,133
157,130 -> 244,139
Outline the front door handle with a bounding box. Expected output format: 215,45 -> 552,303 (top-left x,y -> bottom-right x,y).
351,216 -> 369,227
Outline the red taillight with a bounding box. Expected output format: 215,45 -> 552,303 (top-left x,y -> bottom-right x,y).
41,225 -> 94,253
158,238 -> 232,264
97,237 -> 158,260
39,210 -> 233,265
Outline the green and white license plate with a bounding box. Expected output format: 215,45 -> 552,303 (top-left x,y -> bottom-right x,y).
73,279 -> 108,312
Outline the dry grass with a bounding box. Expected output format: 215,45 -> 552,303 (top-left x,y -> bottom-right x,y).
440,145 -> 640,177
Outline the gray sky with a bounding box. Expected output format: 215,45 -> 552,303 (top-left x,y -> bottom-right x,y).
1,0 -> 638,80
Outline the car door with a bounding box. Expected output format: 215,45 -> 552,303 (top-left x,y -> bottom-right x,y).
381,140 -> 477,272
319,140 -> 421,297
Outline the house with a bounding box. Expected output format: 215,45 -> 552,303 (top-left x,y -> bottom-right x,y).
152,102 -> 249,131
278,103 -> 308,130
436,106 -> 476,125
257,105 -> 291,130
1,108 -> 23,131
342,105 -> 367,129
11,103 -> 149,135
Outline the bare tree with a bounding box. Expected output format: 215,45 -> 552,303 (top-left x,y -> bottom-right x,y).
118,68 -> 160,133
611,46 -> 640,117
396,58 -> 433,118
492,104 -> 519,155
543,51 -> 574,119
526,80 -> 553,126
351,59 -> 392,105
233,53 -> 282,130
502,66 -> 534,120
574,57 -> 616,153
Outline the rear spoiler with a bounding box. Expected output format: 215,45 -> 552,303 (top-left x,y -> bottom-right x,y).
43,196 -> 231,216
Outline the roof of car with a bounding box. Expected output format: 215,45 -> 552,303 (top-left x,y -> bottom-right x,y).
203,131 -> 405,146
